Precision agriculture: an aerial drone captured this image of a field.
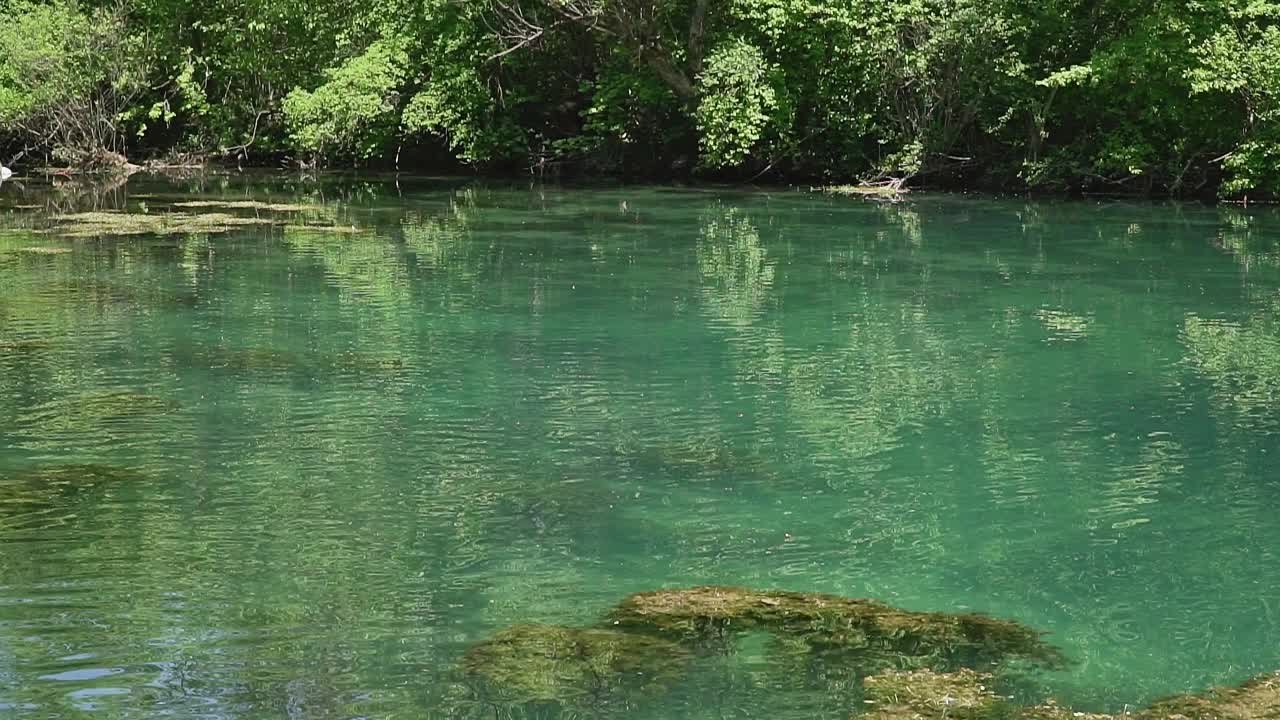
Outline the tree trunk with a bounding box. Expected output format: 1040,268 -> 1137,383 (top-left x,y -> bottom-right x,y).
643,49 -> 697,101
687,0 -> 709,76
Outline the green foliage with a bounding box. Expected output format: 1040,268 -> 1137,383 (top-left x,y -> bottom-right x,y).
0,0 -> 147,165
695,39 -> 783,169
1190,7 -> 1280,195
401,66 -> 524,164
3,0 -> 1280,193
283,40 -> 409,160
0,0 -> 95,125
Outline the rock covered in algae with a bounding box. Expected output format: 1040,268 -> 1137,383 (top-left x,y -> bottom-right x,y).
607,586 -> 1066,670
861,668 -> 1003,720
1018,700 -> 1114,720
461,623 -> 690,705
1139,671 -> 1280,720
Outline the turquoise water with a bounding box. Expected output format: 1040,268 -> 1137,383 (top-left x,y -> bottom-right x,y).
2,176 -> 1280,718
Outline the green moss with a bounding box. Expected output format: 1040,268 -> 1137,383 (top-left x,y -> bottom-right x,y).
461,623 -> 690,705
606,586 -> 1066,671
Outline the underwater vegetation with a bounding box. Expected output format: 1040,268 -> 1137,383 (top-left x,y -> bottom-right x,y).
169,200 -> 321,213
461,586 -> 1064,713
462,624 -> 690,707
1138,671 -> 1280,720
0,463 -> 147,528
862,668 -> 1004,720
10,390 -> 181,445
607,586 -> 1066,671
870,668 -> 1280,720
40,211 -> 278,238
462,587 -> 1280,720
168,344 -> 406,380
19,200 -> 355,239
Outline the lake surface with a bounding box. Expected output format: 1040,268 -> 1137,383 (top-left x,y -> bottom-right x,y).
2,175 -> 1280,719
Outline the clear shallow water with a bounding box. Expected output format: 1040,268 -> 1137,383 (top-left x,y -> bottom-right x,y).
2,176 -> 1280,718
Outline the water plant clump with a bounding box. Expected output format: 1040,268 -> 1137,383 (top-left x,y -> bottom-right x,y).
170,200 -> 322,213
1,463 -> 145,490
1138,670 -> 1280,720
861,668 -> 1003,720
461,623 -> 691,706
73,390 -> 180,419
606,586 -> 1067,671
40,211 -> 278,238
0,463 -> 147,513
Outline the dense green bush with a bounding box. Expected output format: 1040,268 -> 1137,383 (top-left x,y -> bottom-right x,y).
0,0 -> 147,168
2,0 -> 1280,196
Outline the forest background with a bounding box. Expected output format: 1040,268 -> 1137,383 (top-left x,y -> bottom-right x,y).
2,0 -> 1279,198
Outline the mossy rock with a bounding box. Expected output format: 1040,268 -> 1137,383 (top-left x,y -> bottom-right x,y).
861,669 -> 1003,720
606,586 -> 1066,671
1018,700 -> 1115,720
1139,671 -> 1280,720
461,623 -> 690,706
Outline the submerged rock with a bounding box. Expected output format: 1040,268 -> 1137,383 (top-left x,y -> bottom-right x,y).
861,668 -> 1002,720
1140,671 -> 1280,720
607,586 -> 1066,671
465,587 -> 1280,720
461,623 -> 690,706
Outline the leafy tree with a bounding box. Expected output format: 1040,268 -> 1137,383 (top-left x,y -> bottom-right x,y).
0,0 -> 148,169
695,39 -> 783,168
1189,1 -> 1280,196
283,40 -> 409,162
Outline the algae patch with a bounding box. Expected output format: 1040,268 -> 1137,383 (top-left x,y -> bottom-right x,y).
0,464 -> 148,521
170,200 -> 321,212
607,586 -> 1066,671
1140,671 -> 1280,720
14,246 -> 73,255
863,669 -> 1003,720
41,211 -> 278,238
462,623 -> 689,704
